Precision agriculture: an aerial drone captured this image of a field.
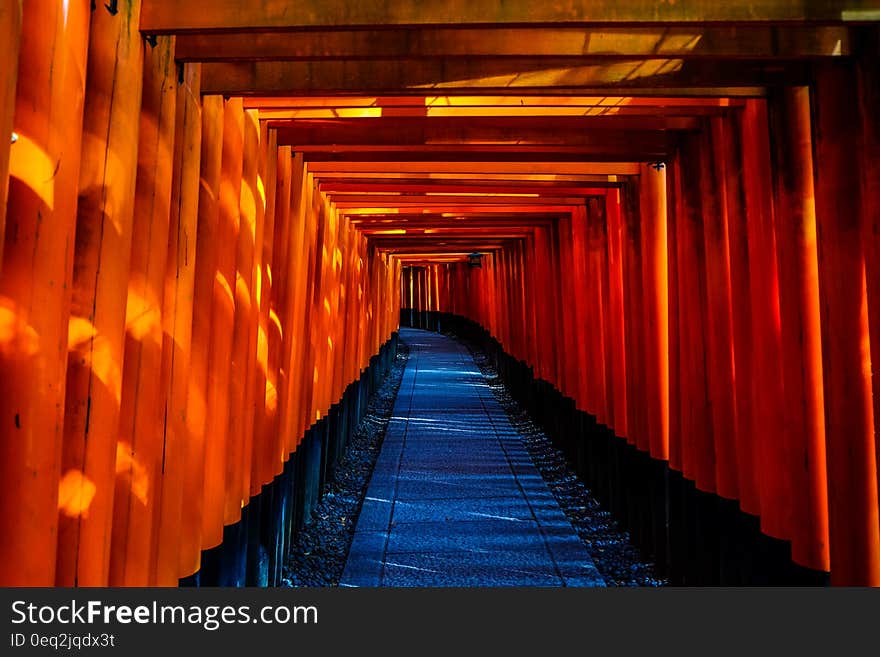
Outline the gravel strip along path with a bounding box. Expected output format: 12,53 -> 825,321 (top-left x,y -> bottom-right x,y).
282,341 -> 410,587
456,333 -> 666,587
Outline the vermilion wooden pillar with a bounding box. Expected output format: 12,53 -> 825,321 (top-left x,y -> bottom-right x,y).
700,119 -> 738,501
675,133 -> 715,495
548,223 -> 566,390
286,155 -> 310,455
515,242 -> 524,364
308,192 -> 330,424
110,35 -> 177,586
154,64 -> 203,586
585,200 -> 609,424
0,0 -> 90,587
179,92 -> 222,579
606,190 -> 628,439
856,32 -> 880,560
740,99 -> 789,540
241,115 -> 267,503
570,206 -> 592,413
252,126 -> 278,495
224,108 -> 260,523
57,0 -> 144,586
270,148 -> 293,454
0,0 -> 22,265
592,197 -> 615,430
305,187 -> 326,433
202,97 -> 244,550
623,184 -> 648,452
638,164 -> 669,462
665,158 -> 683,473
813,62 -> 880,586
768,86 -> 830,573
557,216 -> 579,399
721,113 -> 760,517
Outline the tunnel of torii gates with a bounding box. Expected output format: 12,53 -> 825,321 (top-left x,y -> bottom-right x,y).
0,0 -> 879,588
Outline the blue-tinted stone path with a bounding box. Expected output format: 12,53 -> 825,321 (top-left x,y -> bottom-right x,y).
340,328 -> 605,587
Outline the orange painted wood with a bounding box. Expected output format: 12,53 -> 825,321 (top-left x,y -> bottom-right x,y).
0,0 -> 90,587
622,184 -> 648,452
242,112 -> 264,500
298,168 -> 322,438
769,86 -> 830,572
590,198 -> 613,427
856,36 -> 880,572
57,0 -> 144,587
813,63 -> 880,586
139,1 -> 861,31
664,159 -> 682,472
224,107 -> 259,523
313,188 -> 334,421
110,35 -> 177,586
606,189 -> 628,440
327,204 -> 345,402
549,223 -> 567,392
253,125 -> 278,494
153,63 -> 202,585
201,97 -> 244,548
638,164 -> 669,461
0,0 -> 22,269
270,147 -> 293,458
721,112 -> 760,516
700,119 -> 738,501
178,92 -> 222,578
570,206 -> 592,412
675,133 -> 715,493
740,99 -> 790,540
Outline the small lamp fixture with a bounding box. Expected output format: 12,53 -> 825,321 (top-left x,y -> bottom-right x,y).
467,252 -> 483,268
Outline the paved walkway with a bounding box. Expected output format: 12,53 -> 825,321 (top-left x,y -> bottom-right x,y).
341,328 -> 604,587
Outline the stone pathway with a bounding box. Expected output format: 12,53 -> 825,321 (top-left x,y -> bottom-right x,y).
341,328 -> 605,587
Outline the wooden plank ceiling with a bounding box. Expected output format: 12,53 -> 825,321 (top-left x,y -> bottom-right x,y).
141,0 -> 867,264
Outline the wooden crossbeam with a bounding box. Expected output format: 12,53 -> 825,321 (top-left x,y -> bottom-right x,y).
270,115 -> 699,134
313,173 -> 623,183
305,161 -> 640,174
330,194 -> 591,206
245,95 -> 744,109
319,181 -> 614,194
141,0 -> 877,32
200,58 -> 809,94
175,25 -> 851,61
301,149 -> 668,163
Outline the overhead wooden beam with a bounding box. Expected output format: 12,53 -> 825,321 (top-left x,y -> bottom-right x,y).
371,239 -> 520,249
348,211 -> 559,222
305,161 -> 641,174
301,149 -> 668,163
245,95 -> 745,109
339,203 -> 581,214
175,25 -> 852,61
358,220 -> 554,231
141,0 -> 878,32
270,115 -> 698,134
330,194 -> 591,206
258,106 -> 737,119
313,172 -> 623,183
318,181 -> 614,194
199,59 -> 809,94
